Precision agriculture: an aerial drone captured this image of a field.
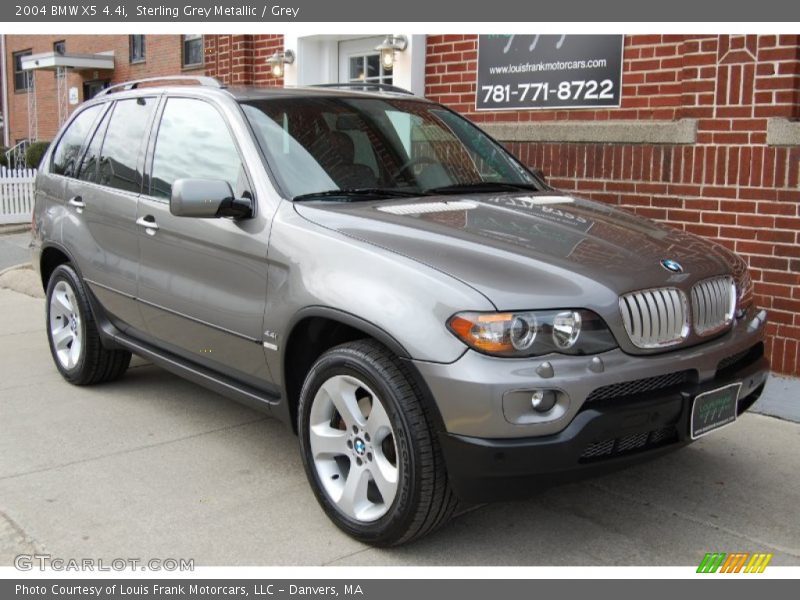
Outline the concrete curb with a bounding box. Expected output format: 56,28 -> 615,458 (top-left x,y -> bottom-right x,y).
0,263 -> 42,299
0,262 -> 29,277
0,224 -> 31,236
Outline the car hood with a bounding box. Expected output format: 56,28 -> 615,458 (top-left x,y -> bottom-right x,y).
294,192 -> 739,311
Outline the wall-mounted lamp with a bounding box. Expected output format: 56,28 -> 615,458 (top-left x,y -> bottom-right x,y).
266,49 -> 295,78
374,35 -> 408,71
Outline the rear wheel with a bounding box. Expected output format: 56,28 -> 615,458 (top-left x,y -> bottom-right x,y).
298,339 -> 458,546
45,264 -> 131,385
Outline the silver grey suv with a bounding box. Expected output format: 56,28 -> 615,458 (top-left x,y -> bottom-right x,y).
32,76 -> 769,545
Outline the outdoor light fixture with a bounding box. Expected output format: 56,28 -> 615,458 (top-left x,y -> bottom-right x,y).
266,49 -> 295,78
375,35 -> 408,71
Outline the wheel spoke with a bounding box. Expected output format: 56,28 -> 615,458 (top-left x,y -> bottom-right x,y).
67,338 -> 80,369
366,395 -> 392,442
322,376 -> 366,429
337,466 -> 370,518
369,458 -> 398,505
309,424 -> 349,458
55,289 -> 73,313
52,326 -> 73,350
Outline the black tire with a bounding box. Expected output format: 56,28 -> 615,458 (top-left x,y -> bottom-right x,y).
45,264 -> 131,385
298,339 -> 458,546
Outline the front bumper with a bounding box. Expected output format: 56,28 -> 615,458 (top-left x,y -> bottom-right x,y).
413,309 -> 768,439
411,309 -> 769,503
438,349 -> 768,503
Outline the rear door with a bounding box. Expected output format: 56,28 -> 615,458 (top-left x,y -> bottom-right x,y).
135,95 -> 271,389
37,102 -> 106,247
62,96 -> 158,332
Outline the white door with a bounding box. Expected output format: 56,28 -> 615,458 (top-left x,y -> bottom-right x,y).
338,37 -> 393,85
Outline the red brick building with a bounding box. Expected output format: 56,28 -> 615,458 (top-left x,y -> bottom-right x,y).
3,33 -> 799,376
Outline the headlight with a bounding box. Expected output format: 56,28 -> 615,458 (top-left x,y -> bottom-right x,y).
447,309 -> 617,358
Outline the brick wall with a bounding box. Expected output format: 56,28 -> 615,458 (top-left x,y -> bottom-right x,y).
426,34 -> 800,376
204,34 -> 283,86
4,35 -> 199,144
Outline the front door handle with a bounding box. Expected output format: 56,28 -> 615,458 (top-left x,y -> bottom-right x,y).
135,215 -> 159,235
67,196 -> 85,213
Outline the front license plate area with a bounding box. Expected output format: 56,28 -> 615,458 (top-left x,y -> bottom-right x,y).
690,383 -> 741,440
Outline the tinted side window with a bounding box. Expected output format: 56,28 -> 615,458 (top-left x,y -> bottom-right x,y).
97,98 -> 156,193
51,104 -> 104,177
77,108 -> 112,183
151,98 -> 245,200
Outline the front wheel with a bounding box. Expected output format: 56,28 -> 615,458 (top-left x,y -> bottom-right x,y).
298,340 -> 458,546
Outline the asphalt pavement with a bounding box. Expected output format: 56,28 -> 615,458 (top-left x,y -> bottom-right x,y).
1,287 -> 798,567
0,231 -> 30,272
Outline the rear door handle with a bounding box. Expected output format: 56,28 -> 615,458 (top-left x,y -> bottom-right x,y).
67,196 -> 85,213
135,216 -> 159,235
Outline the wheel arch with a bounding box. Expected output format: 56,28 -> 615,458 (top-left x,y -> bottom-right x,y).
280,307 -> 445,435
39,243 -> 76,291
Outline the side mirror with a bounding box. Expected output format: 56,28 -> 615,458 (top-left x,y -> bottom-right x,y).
170,178 -> 253,219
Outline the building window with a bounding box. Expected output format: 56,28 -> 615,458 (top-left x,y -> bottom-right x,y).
129,35 -> 145,64
13,50 -> 32,92
347,54 -> 393,86
182,35 -> 203,68
53,40 -> 66,78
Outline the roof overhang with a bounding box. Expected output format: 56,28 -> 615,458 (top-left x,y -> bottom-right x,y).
21,51 -> 115,72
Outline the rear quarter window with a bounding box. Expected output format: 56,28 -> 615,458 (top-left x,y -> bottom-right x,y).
50,104 -> 104,177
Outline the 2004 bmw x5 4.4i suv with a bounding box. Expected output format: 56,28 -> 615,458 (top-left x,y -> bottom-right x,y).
32,76 -> 769,546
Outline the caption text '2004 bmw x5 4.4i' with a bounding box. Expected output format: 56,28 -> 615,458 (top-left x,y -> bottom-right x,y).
31,76 -> 769,545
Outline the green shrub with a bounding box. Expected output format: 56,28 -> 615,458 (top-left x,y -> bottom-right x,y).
0,147 -> 8,168
25,141 -> 50,169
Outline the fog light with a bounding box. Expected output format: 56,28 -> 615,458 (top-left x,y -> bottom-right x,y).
531,389 -> 557,413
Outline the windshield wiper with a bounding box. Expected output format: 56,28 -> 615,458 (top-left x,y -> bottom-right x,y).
424,181 -> 542,195
293,188 -> 425,201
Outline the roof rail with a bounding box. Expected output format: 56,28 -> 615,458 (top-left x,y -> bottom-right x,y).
310,83 -> 415,96
97,76 -> 224,96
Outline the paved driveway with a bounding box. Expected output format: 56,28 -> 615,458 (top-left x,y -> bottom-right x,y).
1,287 -> 798,566
0,232 -> 31,271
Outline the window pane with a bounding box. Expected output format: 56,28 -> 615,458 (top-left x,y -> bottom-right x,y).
366,54 -> 379,78
77,109 -> 111,183
183,36 -> 203,66
349,56 -> 363,81
151,98 -> 244,200
51,104 -> 104,177
130,35 -> 145,62
13,51 -> 32,91
97,98 -> 155,193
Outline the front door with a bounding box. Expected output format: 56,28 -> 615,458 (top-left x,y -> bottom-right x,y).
135,96 -> 271,389
82,79 -> 109,101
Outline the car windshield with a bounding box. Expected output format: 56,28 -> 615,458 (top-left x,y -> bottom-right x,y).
240,96 -> 541,200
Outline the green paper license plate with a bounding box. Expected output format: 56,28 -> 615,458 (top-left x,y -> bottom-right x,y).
690,383 -> 741,440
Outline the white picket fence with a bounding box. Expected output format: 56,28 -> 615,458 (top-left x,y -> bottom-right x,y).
0,167 -> 37,225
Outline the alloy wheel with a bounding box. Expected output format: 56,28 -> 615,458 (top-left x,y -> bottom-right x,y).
308,374 -> 399,522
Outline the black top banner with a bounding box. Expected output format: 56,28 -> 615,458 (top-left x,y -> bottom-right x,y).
3,0 -> 800,21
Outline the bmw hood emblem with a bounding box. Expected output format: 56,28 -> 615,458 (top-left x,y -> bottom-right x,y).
661,259 -> 683,273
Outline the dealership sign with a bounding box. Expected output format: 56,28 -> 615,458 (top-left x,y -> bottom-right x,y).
476,35 -> 624,110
